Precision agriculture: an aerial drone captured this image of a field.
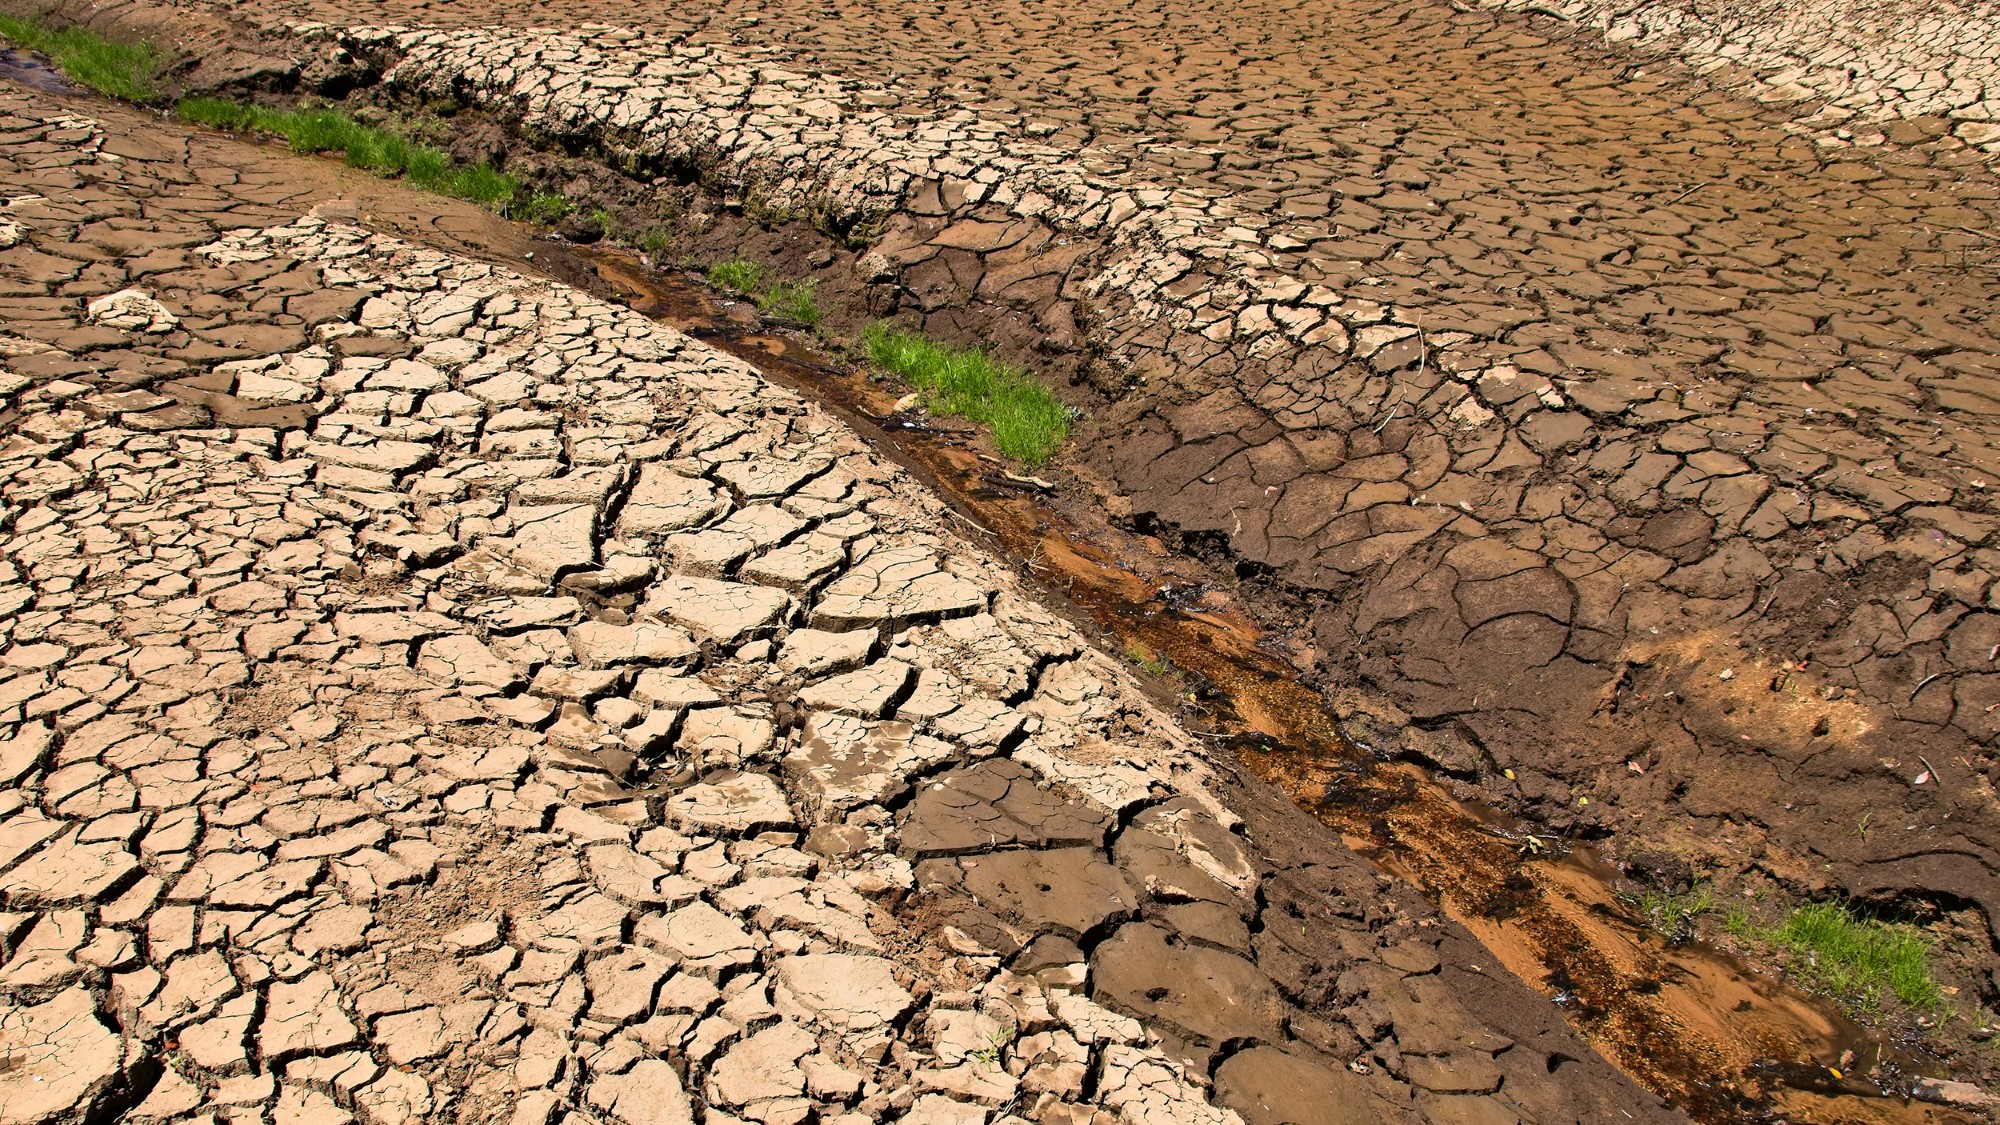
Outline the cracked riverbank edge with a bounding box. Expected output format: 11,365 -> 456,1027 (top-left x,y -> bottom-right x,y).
11,0 -> 2000,1096
136,6 -> 2000,997
0,87 -> 1702,1125
1469,0 -> 2000,150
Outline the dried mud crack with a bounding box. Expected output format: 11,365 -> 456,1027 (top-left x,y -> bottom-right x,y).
105,0 -> 2000,993
7,0 -> 2000,1121
0,81 -> 1705,1125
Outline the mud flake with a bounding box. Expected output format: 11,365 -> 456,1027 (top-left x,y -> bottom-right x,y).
260,971 -> 360,1057
786,713 -> 956,814
0,986 -> 125,1125
813,547 -> 988,629
774,952 -> 912,1031
587,1058 -> 694,1125
664,772 -> 795,835
643,574 -> 793,644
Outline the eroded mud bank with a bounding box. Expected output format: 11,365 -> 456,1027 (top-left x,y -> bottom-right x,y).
6,0 -> 2000,1114
0,77 -> 1719,1125
578,237 -> 1993,1125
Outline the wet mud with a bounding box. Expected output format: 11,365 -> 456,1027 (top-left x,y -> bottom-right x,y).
0,48 -> 76,93
575,244 -> 1985,1125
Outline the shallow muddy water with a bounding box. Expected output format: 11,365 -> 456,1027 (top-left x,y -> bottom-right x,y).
577,243 -> 1979,1125
0,48 -> 77,93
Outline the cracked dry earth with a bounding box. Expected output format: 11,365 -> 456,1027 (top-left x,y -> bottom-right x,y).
0,88 -> 1693,1125
137,0 -> 2000,969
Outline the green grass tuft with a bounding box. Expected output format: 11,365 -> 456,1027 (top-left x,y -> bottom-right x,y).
863,323 -> 1071,466
511,190 -> 573,225
639,227 -> 674,255
706,259 -> 766,293
1724,906 -> 1752,937
757,279 -> 821,328
175,97 -> 518,210
1769,900 -> 1947,1017
440,162 -> 516,206
174,96 -> 257,130
705,259 -> 822,330
0,15 -> 160,102
342,126 -> 412,173
1125,643 -> 1174,677
1631,881 -> 1713,943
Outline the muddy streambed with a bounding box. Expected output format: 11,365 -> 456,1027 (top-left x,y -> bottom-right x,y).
17,55 -> 1954,1109
0,49 -> 79,94
0,40 -> 1970,1122
576,245 -> 1976,1125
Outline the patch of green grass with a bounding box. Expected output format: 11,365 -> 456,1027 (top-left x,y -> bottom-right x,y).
707,259 -> 766,293
1724,906 -> 1752,937
757,279 -> 821,328
705,259 -> 822,330
175,97 -> 519,208
1631,881 -> 1714,943
0,15 -> 160,102
430,161 -> 516,206
967,1028 -> 1013,1069
863,323 -> 1071,466
510,190 -> 574,225
638,227 -> 674,255
1768,900 -> 1947,1017
742,190 -> 797,228
172,95 -> 250,130
1125,643 -> 1174,677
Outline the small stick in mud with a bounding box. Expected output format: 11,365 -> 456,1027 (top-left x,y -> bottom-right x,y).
1943,224 -> 2000,244
942,506 -> 994,536
1917,754 -> 1942,786
1373,376 -> 1412,436
1374,324 -> 1426,434
1671,181 -> 1715,204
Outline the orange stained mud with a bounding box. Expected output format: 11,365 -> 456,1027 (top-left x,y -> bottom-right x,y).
580,243 -> 1978,1125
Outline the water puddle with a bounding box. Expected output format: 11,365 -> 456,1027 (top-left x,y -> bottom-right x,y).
0,48 -> 80,95
569,242 -> 1985,1125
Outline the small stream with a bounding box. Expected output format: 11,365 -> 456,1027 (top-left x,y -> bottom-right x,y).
0,49 -> 77,94
577,243 -> 1974,1125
